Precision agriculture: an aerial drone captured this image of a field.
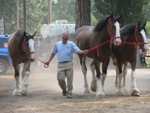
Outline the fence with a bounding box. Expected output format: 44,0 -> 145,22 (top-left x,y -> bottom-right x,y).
34,33 -> 150,68
34,33 -> 76,65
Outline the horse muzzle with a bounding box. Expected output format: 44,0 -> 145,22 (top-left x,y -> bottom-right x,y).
28,54 -> 35,62
114,38 -> 122,46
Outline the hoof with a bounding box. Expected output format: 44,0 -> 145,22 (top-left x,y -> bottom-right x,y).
122,87 -> 129,95
90,80 -> 97,92
96,90 -> 105,98
131,88 -> 140,96
83,89 -> 90,95
116,89 -> 124,96
20,89 -> 28,96
13,89 -> 21,96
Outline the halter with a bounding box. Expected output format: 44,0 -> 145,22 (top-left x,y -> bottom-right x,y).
87,18 -> 119,53
122,26 -> 148,49
21,36 -> 48,68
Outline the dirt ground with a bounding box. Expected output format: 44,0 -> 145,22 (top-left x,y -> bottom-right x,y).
0,59 -> 150,113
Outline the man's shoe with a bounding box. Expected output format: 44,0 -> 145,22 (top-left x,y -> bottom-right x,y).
62,91 -> 67,96
66,93 -> 72,98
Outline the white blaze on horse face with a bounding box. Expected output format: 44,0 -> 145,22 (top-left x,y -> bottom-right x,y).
114,21 -> 121,46
28,39 -> 35,60
140,29 -> 148,50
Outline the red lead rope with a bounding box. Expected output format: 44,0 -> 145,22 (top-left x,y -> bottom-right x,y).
22,37 -> 48,68
87,18 -> 118,52
35,55 -> 49,68
122,26 -> 148,49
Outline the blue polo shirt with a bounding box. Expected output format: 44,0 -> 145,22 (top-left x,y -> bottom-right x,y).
52,41 -> 80,62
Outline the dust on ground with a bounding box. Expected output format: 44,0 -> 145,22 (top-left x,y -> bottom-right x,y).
0,58 -> 150,113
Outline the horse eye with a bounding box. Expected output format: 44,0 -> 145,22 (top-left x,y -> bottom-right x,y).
138,33 -> 142,36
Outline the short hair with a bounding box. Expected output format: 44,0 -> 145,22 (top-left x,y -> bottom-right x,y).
62,33 -> 69,38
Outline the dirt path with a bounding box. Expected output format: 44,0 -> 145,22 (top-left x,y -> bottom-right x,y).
0,61 -> 150,113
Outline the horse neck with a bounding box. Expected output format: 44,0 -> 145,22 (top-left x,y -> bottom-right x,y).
122,34 -> 134,43
93,26 -> 110,42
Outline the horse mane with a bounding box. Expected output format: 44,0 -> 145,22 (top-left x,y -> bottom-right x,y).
121,24 -> 136,35
15,29 -> 25,41
93,15 -> 110,32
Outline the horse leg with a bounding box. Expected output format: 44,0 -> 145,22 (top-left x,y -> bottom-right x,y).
116,64 -> 124,95
79,55 -> 90,94
90,60 -> 98,92
20,62 -> 31,96
13,63 -> 21,96
122,63 -> 129,95
114,65 -> 119,88
122,63 -> 127,87
130,62 -> 140,96
94,59 -> 105,97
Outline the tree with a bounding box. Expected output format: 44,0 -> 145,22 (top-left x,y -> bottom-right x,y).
0,0 -> 76,34
92,0 -> 148,25
75,0 -> 91,30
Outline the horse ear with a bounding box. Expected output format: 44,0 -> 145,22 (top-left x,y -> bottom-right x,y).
143,21 -> 146,28
138,21 -> 141,27
32,31 -> 36,38
115,14 -> 122,21
110,14 -> 113,19
24,31 -> 26,37
119,14 -> 122,19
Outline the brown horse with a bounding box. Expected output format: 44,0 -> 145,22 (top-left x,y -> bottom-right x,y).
111,21 -> 148,96
8,29 -> 36,96
76,14 -> 122,97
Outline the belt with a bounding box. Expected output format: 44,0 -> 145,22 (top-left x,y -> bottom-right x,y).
59,61 -> 71,63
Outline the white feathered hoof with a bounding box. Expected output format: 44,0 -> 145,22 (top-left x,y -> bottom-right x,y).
131,88 -> 140,96
122,87 -> 129,96
13,89 -> 21,96
90,80 -> 97,92
20,89 -> 28,96
116,89 -> 124,96
83,88 -> 90,95
96,90 -> 105,98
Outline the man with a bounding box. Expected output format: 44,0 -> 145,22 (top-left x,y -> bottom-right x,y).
45,33 -> 88,98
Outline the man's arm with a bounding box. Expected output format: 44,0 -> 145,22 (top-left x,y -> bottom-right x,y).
45,53 -> 55,66
77,50 -> 88,54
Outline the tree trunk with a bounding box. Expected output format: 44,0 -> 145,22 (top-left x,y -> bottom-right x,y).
75,0 -> 91,30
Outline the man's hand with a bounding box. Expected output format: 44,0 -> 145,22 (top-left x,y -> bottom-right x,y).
44,61 -> 50,68
83,50 -> 88,54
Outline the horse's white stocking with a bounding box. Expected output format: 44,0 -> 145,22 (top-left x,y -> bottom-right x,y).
122,65 -> 128,95
81,62 -> 90,95
122,65 -> 127,87
116,73 -> 124,95
13,66 -> 21,96
131,70 -> 140,96
90,63 -> 97,92
20,63 -> 31,96
13,76 -> 21,96
96,78 -> 105,97
102,73 -> 106,88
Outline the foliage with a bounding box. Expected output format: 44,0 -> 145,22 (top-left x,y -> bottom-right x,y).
146,22 -> 150,34
92,0 -> 149,25
0,0 -> 75,34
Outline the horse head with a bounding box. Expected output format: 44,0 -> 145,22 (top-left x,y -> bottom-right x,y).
108,14 -> 122,46
23,31 -> 36,62
136,21 -> 148,53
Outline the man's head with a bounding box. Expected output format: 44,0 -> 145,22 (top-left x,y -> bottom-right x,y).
62,33 -> 69,44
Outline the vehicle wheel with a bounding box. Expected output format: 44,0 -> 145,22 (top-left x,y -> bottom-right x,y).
0,59 -> 8,75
